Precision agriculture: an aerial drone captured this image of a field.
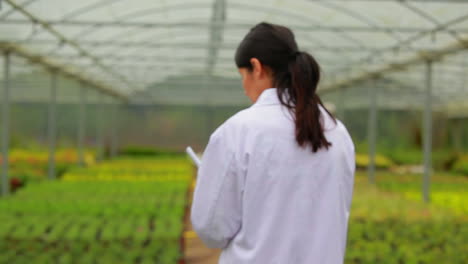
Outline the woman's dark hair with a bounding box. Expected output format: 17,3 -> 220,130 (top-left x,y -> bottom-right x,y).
235,22 -> 335,152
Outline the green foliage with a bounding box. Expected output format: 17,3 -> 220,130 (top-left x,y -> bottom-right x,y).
373,172 -> 468,217
384,148 -> 460,170
118,146 -> 184,158
354,143 -> 461,172
355,153 -> 394,169
346,220 -> 467,264
404,191 -> 468,217
0,148 -> 96,192
453,154 -> 468,176
347,172 -> 468,263
383,148 -> 422,165
0,158 -> 191,264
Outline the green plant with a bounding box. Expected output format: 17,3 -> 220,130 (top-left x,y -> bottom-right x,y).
118,146 -> 183,158
0,158 -> 191,264
346,219 -> 467,264
348,172 -> 468,263
453,154 -> 468,176
355,153 -> 394,169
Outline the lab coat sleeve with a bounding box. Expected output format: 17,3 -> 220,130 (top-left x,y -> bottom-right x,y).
190,129 -> 243,249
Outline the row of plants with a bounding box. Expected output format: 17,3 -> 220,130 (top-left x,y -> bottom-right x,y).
369,172 -> 468,216
346,173 -> 467,263
354,142 -> 468,175
62,157 -> 191,182
118,146 -> 184,158
0,158 -> 192,264
355,153 -> 394,170
2,149 -> 95,165
453,154 -> 468,175
346,219 -> 466,264
383,148 -> 463,172
0,149 -> 96,192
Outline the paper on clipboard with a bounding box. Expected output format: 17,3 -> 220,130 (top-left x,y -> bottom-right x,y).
186,146 -> 201,168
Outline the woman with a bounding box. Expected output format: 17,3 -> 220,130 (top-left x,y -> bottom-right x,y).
191,22 -> 355,264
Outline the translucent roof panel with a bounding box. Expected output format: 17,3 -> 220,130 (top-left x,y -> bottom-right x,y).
0,0 -> 467,108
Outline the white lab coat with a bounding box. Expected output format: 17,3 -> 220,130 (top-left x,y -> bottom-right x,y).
191,88 -> 355,264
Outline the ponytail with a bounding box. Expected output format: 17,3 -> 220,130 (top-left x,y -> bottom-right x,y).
285,52 -> 333,152
235,22 -> 336,152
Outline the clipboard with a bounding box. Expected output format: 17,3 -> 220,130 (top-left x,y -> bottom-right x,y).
186,146 -> 201,168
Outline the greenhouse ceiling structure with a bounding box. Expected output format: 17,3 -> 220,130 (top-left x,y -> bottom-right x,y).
0,0 -> 466,108
1,0 -> 468,201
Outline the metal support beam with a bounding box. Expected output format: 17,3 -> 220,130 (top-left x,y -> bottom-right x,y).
206,0 -> 226,74
48,71 -> 58,180
0,43 -> 127,101
77,83 -> 87,166
206,106 -> 215,142
452,119 -> 463,152
7,39 -> 429,54
338,87 -> 347,123
110,103 -> 118,158
464,126 -> 467,152
463,53 -> 467,89
368,80 -> 379,184
422,60 -> 433,203
1,52 -> 11,196
5,19 -> 468,34
4,0 -> 136,92
320,35 -> 468,94
96,94 -> 104,161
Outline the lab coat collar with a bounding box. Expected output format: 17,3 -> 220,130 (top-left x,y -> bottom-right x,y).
252,88 -> 282,107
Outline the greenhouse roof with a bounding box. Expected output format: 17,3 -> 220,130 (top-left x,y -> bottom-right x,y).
0,0 -> 467,109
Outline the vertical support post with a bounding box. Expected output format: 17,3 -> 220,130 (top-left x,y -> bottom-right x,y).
96,93 -> 104,161
1,52 -> 11,196
203,75 -> 212,141
114,103 -> 119,157
368,79 -> 379,184
206,106 -> 215,137
110,102 -> 118,158
462,54 -> 467,151
423,60 -> 433,203
338,87 -> 346,123
463,124 -> 467,152
77,83 -> 87,166
48,70 -> 58,180
452,119 -> 462,152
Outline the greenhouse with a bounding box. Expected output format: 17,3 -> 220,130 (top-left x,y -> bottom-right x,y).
0,0 -> 467,263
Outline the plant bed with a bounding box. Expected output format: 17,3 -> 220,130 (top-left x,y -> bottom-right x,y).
0,157 -> 191,264
355,153 -> 394,170
347,173 -> 467,263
